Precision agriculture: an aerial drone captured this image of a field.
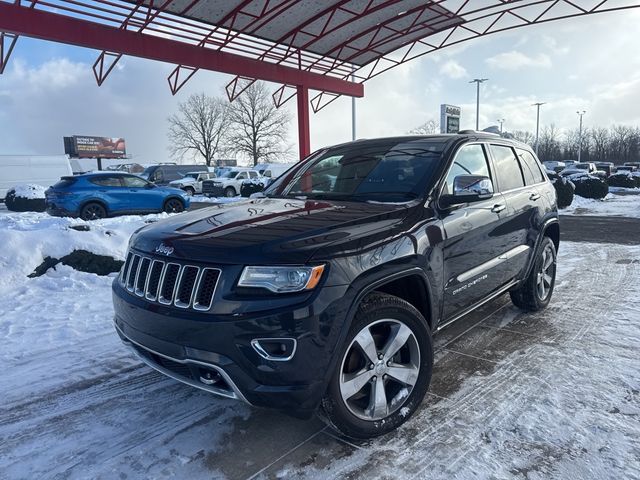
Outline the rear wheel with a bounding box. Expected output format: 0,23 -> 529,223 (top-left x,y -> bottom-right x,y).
163,198 -> 184,213
320,293 -> 432,439
224,187 -> 236,197
510,237 -> 557,311
80,202 -> 106,221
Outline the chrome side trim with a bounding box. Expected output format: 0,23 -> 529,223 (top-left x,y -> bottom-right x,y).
457,245 -> 530,283
436,279 -> 519,333
251,338 -> 298,362
115,323 -> 250,404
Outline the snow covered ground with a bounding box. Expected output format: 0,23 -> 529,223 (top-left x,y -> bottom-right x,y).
562,191 -> 640,218
1,209 -> 639,479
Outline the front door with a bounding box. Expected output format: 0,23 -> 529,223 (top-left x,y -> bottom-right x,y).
440,143 -> 516,320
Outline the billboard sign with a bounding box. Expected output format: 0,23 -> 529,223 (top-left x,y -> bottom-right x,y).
64,136 -> 127,158
440,104 -> 461,134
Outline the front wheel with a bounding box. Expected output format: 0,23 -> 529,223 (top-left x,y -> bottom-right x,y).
224,187 -> 236,198
163,198 -> 185,213
510,237 -> 557,311
183,187 -> 195,196
319,293 -> 433,439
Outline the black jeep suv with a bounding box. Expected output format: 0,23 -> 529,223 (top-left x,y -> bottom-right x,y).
113,133 -> 559,438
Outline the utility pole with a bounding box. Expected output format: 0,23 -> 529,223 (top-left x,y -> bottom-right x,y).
469,78 -> 488,130
497,118 -> 505,134
532,102 -> 546,156
577,110 -> 586,163
351,73 -> 356,141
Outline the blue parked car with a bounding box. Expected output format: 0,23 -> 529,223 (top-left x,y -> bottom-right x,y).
45,172 -> 190,220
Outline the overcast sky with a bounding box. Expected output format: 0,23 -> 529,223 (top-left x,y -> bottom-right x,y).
1,9 -> 639,164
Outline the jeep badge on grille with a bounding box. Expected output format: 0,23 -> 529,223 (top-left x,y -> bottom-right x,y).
155,243 -> 174,256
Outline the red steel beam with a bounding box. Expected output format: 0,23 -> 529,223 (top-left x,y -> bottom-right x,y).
296,85 -> 310,160
0,2 -> 364,98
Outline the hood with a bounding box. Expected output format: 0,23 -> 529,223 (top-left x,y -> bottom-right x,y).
170,178 -> 196,186
130,197 -> 411,264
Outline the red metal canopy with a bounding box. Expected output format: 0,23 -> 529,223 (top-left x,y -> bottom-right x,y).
1,0 -> 639,159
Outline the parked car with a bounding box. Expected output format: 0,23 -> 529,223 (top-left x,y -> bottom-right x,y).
594,162 -> 615,177
0,155 -> 72,200
46,172 -> 190,220
140,164 -> 208,186
616,165 -> 637,173
202,168 -> 261,197
113,133 -> 559,438
542,161 -> 566,173
624,162 -> 640,168
105,163 -> 146,174
169,171 -> 215,196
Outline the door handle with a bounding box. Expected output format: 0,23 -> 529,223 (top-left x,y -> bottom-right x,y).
529,193 -> 541,201
491,204 -> 506,213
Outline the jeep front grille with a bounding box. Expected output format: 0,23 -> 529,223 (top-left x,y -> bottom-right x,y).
120,253 -> 220,311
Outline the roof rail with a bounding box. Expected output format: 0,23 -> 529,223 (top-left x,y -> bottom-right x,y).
458,130 -> 501,136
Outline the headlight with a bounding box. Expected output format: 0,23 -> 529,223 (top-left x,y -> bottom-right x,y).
238,265 -> 325,293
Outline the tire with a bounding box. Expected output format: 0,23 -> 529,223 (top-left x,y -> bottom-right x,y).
80,202 -> 107,221
163,198 -> 185,213
510,236 -> 557,311
183,187 -> 195,196
319,293 -> 433,439
224,187 -> 236,198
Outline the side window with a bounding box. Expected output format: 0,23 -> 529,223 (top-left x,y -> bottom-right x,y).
444,144 -> 492,196
237,172 -> 248,179
517,149 -> 545,185
153,169 -> 165,183
122,176 -> 148,188
490,145 -> 525,191
249,171 -> 258,178
90,176 -> 122,187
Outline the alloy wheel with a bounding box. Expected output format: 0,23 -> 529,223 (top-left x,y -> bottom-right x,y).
536,244 -> 555,300
165,199 -> 184,213
339,319 -> 420,421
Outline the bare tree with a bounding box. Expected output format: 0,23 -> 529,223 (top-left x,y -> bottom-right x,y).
227,81 -> 292,166
510,130 -> 535,146
590,127 -> 609,162
538,124 -> 562,162
167,93 -> 229,166
408,119 -> 439,135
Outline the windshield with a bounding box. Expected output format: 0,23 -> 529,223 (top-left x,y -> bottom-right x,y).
265,140 -> 445,203
223,170 -> 239,178
184,173 -> 198,180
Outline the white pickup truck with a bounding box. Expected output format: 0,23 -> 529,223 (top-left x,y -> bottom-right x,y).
169,171 -> 216,195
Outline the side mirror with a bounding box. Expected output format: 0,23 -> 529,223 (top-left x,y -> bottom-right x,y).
441,175 -> 494,207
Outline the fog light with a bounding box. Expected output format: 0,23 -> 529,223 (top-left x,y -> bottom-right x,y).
251,338 -> 297,361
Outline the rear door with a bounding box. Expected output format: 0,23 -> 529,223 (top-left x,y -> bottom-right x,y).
440,143 -> 511,319
487,144 -> 539,281
89,175 -> 129,212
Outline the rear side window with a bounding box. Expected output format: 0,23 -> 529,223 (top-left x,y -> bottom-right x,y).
490,145 -> 525,191
53,177 -> 77,188
517,149 -> 545,185
444,144 -> 491,196
90,176 -> 122,187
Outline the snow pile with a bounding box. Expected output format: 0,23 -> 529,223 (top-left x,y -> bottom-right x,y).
562,192 -> 640,218
10,184 -> 47,199
0,210 -> 170,287
190,195 -> 244,204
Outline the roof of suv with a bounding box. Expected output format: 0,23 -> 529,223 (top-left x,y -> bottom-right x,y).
329,132 -> 531,151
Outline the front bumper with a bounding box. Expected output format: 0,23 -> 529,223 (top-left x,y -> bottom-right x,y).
112,279 -> 351,416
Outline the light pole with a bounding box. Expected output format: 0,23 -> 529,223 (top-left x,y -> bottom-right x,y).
469,78 -> 488,130
532,102 -> 546,156
577,110 -> 586,163
497,118 -> 505,134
